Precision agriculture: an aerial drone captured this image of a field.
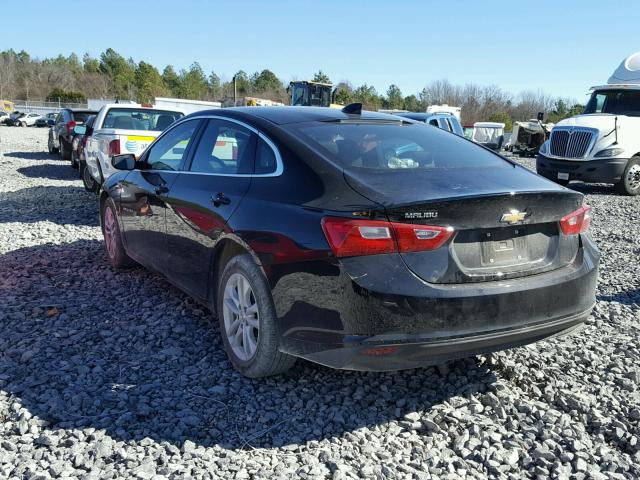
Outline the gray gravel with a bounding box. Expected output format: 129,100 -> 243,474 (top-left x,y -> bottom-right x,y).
0,125 -> 639,479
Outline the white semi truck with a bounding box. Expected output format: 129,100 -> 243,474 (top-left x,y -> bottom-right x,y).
537,52 -> 640,195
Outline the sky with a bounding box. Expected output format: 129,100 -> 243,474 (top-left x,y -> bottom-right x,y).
2,0 -> 636,102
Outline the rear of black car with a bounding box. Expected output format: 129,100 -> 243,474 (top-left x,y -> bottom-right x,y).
274,119 -> 599,370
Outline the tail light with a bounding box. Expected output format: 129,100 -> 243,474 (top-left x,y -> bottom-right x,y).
560,205 -> 592,235
108,139 -> 121,156
66,120 -> 76,134
321,217 -> 454,258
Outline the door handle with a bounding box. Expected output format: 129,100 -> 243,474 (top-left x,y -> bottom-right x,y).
211,192 -> 231,207
155,185 -> 169,195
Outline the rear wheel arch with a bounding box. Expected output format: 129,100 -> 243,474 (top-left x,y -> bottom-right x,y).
209,238 -> 264,313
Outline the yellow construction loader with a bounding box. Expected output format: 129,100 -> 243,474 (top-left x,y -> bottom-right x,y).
288,81 -> 342,108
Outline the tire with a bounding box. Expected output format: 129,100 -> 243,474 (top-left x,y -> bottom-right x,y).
101,198 -> 136,268
80,161 -> 99,193
615,157 -> 640,196
71,149 -> 79,169
217,254 -> 296,378
20,121 -> 26,127
60,138 -> 71,160
47,134 -> 59,154
555,179 -> 570,187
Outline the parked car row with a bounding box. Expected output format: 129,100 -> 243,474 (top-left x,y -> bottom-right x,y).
0,111 -> 51,127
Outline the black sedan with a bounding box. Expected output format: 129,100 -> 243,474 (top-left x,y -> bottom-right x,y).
100,105 -> 599,377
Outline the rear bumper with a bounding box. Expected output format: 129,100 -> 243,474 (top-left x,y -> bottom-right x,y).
273,235 -> 599,371
536,154 -> 628,184
290,307 -> 591,371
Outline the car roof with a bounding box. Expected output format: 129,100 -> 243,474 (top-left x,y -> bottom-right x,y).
101,103 -> 184,113
185,106 -> 404,125
67,109 -> 98,114
396,112 -> 458,121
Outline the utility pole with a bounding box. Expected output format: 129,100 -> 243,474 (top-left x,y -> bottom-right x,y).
233,75 -> 237,107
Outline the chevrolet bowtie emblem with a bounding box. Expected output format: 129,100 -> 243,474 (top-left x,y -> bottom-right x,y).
500,210 -> 529,224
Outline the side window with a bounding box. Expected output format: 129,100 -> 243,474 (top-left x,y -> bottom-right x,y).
189,119 -> 256,174
441,118 -> 453,132
594,93 -> 606,113
145,120 -> 199,171
428,119 -> 439,127
255,139 -> 278,174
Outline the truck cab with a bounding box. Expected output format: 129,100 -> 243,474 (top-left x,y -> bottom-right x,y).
537,52 -> 640,195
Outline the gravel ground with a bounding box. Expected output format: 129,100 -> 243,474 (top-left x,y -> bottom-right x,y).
0,125 -> 638,479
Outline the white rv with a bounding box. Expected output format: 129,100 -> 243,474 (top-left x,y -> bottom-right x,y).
537,52 -> 640,195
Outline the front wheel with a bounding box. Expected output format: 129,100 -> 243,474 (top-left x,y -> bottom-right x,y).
615,157 -> 640,196
101,198 -> 136,268
217,254 -> 296,378
20,122 -> 26,127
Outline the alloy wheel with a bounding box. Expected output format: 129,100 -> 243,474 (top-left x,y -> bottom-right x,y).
103,206 -> 117,259
222,272 -> 260,361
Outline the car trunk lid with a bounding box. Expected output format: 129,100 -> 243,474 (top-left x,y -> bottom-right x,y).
344,167 -> 584,284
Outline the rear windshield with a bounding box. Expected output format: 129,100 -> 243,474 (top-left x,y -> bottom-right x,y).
291,121 -> 510,173
71,111 -> 96,124
103,108 -> 183,131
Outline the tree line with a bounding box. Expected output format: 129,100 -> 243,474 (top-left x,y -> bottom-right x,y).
0,48 -> 583,127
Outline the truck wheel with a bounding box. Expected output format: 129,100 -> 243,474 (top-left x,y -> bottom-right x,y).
555,179 -> 570,187
217,254 -> 296,378
615,157 -> 640,196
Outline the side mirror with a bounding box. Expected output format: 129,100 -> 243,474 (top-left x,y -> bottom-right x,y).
537,112 -> 544,122
73,125 -> 87,135
112,154 -> 137,171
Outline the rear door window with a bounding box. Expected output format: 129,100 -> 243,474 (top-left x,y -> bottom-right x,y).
188,119 -> 256,174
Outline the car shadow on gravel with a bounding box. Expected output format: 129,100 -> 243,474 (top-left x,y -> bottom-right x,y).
597,290 -> 640,306
0,240 -> 497,451
0,185 -> 99,226
4,151 -> 56,161
17,163 -> 78,182
568,183 -> 621,196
